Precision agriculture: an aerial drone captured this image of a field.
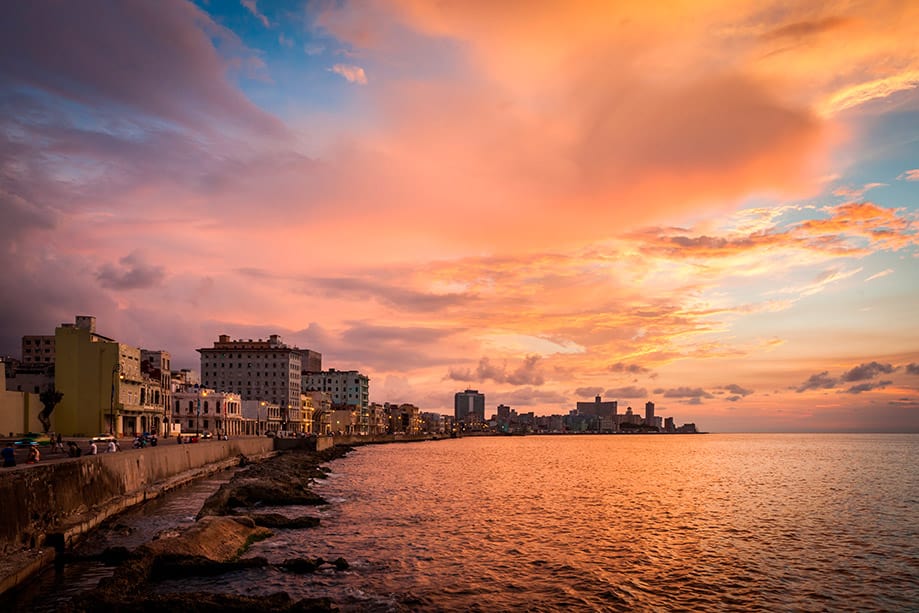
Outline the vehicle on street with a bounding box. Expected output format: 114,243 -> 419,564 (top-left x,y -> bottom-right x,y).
14,433 -> 51,447
201,431 -> 213,439
91,433 -> 116,444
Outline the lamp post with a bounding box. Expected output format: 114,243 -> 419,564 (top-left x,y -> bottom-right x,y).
196,390 -> 207,437
110,363 -> 121,436
258,401 -> 266,436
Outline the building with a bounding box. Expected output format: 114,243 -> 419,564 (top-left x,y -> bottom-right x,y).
0,362 -> 43,436
21,335 -> 55,366
644,401 -> 655,425
454,389 -> 485,427
386,402 -> 420,434
199,334 -> 304,428
173,388 -> 243,436
300,349 -> 322,372
367,402 -> 387,435
54,316 -> 165,437
240,399 -> 280,435
142,350 -> 173,436
303,390 -> 332,435
302,368 -> 370,434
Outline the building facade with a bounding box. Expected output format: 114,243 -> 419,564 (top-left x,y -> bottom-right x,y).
199,334 -> 304,427
173,388 -> 243,436
54,316 -> 166,437
302,368 -> 370,434
21,335 -> 55,366
454,389 -> 485,427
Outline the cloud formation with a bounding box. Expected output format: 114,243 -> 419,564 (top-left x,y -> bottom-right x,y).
330,64 -> 368,84
96,252 -> 166,290
795,372 -> 838,393
841,362 -> 895,382
604,386 -> 648,400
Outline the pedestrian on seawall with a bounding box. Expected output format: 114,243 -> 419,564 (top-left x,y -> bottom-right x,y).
1,443 -> 15,467
88,441 -> 98,455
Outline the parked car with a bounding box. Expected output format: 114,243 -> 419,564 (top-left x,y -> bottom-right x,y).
14,432 -> 51,447
91,433 -> 116,444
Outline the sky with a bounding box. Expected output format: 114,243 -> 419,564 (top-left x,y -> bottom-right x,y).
1,1 -> 918,432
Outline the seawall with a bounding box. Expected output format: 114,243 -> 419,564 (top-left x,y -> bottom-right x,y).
0,437 -> 274,596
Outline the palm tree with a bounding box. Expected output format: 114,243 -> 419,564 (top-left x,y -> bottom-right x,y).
38,387 -> 64,434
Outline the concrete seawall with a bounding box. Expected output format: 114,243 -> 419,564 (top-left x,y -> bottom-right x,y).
0,437 -> 274,596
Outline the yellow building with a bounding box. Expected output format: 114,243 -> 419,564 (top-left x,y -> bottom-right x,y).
0,363 -> 43,436
54,316 -> 160,437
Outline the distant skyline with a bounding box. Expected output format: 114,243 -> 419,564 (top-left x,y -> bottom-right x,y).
1,1 -> 917,432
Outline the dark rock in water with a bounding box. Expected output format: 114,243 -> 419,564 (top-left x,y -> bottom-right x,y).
151,554 -> 269,579
238,453 -> 250,467
198,449 -> 349,518
332,557 -> 349,570
281,557 -> 325,573
98,545 -> 133,565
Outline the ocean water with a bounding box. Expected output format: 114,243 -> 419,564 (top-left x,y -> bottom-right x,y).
6,434 -> 918,611
161,433 -> 919,611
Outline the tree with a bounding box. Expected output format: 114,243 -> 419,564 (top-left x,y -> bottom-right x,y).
38,387 -> 64,434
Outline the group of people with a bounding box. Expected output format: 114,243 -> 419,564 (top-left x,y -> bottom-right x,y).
1,442 -> 42,466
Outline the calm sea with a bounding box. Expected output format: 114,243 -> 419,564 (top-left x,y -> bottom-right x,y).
8,434 -> 919,611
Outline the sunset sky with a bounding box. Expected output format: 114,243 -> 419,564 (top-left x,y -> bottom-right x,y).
2,1 -> 918,432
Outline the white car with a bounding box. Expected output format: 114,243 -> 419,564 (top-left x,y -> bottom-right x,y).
91,433 -> 116,444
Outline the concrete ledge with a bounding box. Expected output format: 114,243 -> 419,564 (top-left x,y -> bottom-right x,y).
0,436 -> 274,596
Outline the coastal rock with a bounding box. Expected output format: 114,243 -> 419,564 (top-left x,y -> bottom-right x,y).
239,512 -> 321,529
142,515 -> 272,562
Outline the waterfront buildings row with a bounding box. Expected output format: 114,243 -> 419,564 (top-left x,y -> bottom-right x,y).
1,316 -> 377,438
457,392 -> 699,435
2,315 -> 698,438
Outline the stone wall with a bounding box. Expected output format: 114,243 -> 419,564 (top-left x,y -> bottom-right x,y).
0,438 -> 274,557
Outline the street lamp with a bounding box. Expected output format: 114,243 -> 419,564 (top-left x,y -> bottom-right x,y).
110,363 -> 122,435
197,389 -> 207,437
258,401 -> 266,436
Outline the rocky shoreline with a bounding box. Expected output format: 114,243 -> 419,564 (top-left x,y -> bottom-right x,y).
64,444 -> 354,612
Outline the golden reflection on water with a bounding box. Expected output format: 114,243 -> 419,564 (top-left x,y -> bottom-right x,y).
208,435 -> 918,611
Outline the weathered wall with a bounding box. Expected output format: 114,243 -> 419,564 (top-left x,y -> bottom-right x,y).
0,389 -> 43,438
0,437 -> 274,556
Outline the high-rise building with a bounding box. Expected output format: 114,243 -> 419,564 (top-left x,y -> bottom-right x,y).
577,395 -> 618,418
454,389 -> 485,426
198,334 -> 303,423
302,368 -> 370,434
644,401 -> 655,424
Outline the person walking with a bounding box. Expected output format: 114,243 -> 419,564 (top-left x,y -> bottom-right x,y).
55,432 -> 64,453
1,443 -> 15,467
88,440 -> 98,455
108,440 -> 117,453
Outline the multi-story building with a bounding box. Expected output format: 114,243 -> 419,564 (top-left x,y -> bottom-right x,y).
54,316 -> 165,437
454,389 -> 485,427
300,349 -> 322,372
644,401 -> 655,425
302,368 -> 369,434
386,402 -> 420,434
199,334 -> 305,427
304,390 -> 332,435
173,388 -> 243,436
367,402 -> 387,435
142,350 -> 173,435
21,335 -> 55,365
577,395 -> 618,432
241,400 -> 280,435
